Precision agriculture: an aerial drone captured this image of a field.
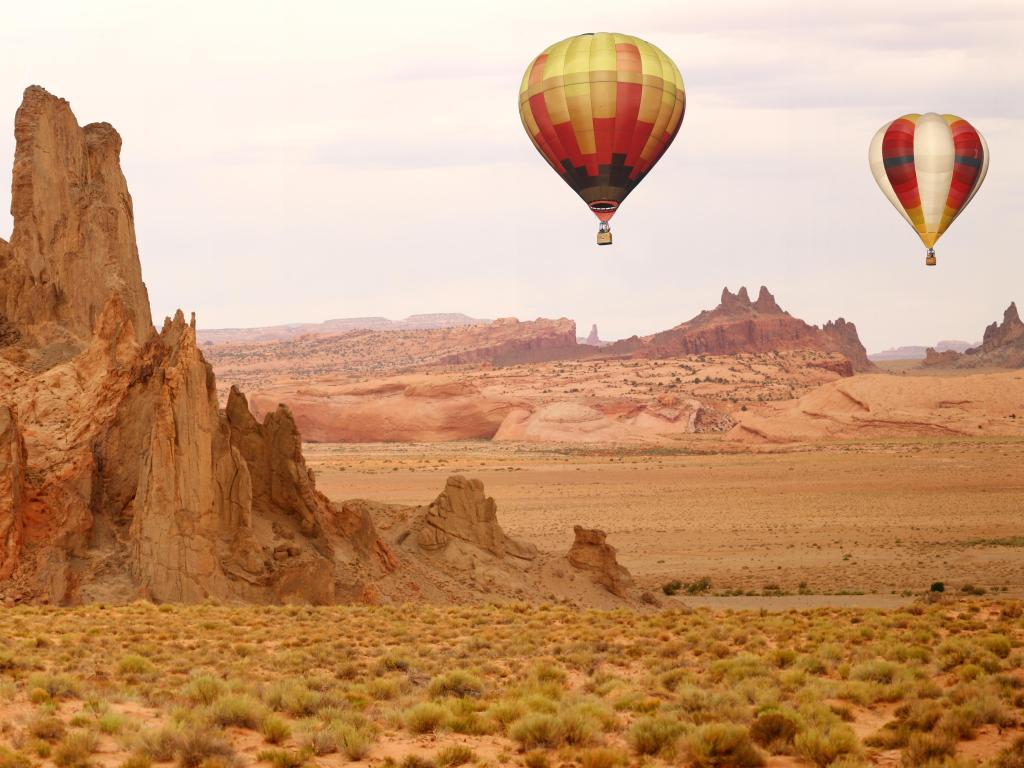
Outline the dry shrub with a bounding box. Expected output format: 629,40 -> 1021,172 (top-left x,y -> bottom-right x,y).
749,712 -> 798,752
685,723 -> 764,768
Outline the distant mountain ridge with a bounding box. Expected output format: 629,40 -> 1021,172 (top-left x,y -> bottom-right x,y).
922,302 -> 1024,369
198,312 -> 489,345
870,340 -> 976,361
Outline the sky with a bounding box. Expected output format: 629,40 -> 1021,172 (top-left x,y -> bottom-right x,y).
0,0 -> 1022,352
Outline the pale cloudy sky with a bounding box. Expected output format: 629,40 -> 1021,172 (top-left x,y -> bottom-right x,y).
0,0 -> 1022,350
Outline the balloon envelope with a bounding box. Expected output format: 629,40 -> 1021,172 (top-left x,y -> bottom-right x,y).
518,33 -> 685,225
869,113 -> 988,252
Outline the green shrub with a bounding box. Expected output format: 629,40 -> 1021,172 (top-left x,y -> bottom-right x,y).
662,580 -> 683,596
930,582 -> 945,593
686,723 -> 764,768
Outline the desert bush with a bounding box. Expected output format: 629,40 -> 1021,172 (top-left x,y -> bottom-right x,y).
265,681 -> 321,717
333,723 -> 376,761
435,744 -> 475,768
901,731 -> 956,766
176,726 -> 234,768
522,751 -> 548,768
136,724 -> 182,762
182,675 -> 226,705
26,673 -> 80,699
663,580 -> 683,596
53,730 -> 98,768
28,714 -> 66,742
428,670 -> 484,699
207,693 -> 267,728
405,702 -> 449,734
686,723 -> 764,768
117,654 -> 155,676
628,715 -> 685,756
509,713 -> 564,750
260,714 -> 291,745
749,712 -> 798,752
794,723 -> 860,767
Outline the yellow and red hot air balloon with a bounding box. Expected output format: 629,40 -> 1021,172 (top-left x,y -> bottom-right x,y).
869,113 -> 988,266
518,33 -> 685,245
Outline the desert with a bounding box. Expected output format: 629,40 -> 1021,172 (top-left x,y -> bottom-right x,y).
1,7 -> 1024,767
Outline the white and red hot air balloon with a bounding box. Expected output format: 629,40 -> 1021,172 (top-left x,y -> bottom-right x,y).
869,113 -> 988,265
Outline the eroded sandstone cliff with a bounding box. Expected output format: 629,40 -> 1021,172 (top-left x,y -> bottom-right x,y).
0,86 -> 394,605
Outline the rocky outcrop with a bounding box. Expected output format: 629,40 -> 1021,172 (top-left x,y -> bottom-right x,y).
0,407 -> 26,580
601,286 -> 874,372
0,85 -> 393,605
921,302 -> 1024,369
979,302 -> 1024,353
415,476 -> 537,561
0,86 -> 152,360
579,324 -> 607,347
566,526 -> 634,598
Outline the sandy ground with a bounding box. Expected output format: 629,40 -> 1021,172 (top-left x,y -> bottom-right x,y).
306,437 -> 1024,603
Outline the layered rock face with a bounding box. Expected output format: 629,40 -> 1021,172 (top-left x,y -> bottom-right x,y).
922,302 -> 1024,369
0,86 -> 393,605
603,286 -> 874,372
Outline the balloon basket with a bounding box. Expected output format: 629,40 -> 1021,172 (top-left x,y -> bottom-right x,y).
926,248 -> 936,266
596,230 -> 612,246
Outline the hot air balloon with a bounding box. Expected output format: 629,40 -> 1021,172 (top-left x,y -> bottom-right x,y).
518,33 -> 685,245
869,113 -> 988,266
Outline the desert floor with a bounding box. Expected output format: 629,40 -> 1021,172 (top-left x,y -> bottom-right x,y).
306,437 -> 1024,606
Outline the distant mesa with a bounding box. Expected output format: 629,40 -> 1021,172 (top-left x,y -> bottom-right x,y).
870,340 -> 976,361
599,285 -> 874,373
198,312 -> 490,346
921,302 -> 1024,369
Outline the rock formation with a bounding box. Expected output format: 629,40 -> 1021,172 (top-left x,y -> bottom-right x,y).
0,86 -> 394,605
579,324 -> 607,347
0,87 -> 152,358
566,526 -> 634,598
601,286 -> 874,372
921,302 -> 1024,369
414,476 -> 538,560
